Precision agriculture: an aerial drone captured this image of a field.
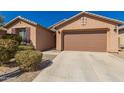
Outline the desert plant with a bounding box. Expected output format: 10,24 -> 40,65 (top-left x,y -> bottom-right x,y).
0,46 -> 11,65
0,39 -> 19,65
1,34 -> 22,44
0,39 -> 18,51
15,50 -> 42,72
0,39 -> 18,58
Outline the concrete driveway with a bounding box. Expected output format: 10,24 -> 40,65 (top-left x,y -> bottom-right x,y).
33,51 -> 124,82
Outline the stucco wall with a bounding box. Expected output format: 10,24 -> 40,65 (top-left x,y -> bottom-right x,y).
56,15 -> 119,52
6,20 -> 37,48
36,26 -> 55,51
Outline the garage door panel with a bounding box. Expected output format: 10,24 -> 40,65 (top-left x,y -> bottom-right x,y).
63,30 -> 107,52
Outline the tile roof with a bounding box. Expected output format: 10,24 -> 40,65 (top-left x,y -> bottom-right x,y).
4,16 -> 38,27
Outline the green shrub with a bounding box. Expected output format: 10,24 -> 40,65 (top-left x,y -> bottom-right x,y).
15,50 -> 42,72
0,39 -> 18,58
18,45 -> 34,51
0,39 -> 18,52
1,34 -> 22,44
0,46 -> 11,65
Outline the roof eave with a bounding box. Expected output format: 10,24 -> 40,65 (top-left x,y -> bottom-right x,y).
4,16 -> 38,28
52,11 -> 124,29
84,12 -> 124,25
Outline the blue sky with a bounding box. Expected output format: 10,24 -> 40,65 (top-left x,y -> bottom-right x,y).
0,11 -> 124,27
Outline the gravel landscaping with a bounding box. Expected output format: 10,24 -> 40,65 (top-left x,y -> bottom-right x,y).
0,67 -> 10,74
1,54 -> 57,82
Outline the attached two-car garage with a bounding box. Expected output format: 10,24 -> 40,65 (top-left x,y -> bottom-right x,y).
63,30 -> 107,52
52,12 -> 123,53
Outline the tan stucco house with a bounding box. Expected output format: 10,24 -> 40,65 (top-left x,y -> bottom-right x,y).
50,12 -> 124,52
119,26 -> 124,49
4,16 -> 55,51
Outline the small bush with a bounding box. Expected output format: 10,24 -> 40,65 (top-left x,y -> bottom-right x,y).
0,46 -> 11,65
18,45 -> 34,51
0,39 -> 18,52
1,34 -> 22,44
0,39 -> 19,65
15,50 -> 42,72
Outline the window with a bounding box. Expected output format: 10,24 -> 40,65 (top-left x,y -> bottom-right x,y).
19,28 -> 27,42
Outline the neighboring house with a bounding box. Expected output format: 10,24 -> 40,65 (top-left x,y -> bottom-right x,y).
0,27 -> 7,37
50,12 -> 124,52
4,16 -> 55,51
119,26 -> 124,49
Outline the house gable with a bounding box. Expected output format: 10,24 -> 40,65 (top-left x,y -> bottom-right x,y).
5,19 -> 37,29
4,16 -> 37,28
5,18 -> 37,49
51,12 -> 124,30
6,19 -> 36,33
57,14 -> 117,31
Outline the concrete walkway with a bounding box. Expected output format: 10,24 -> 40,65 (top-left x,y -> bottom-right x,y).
42,49 -> 61,56
33,51 -> 124,82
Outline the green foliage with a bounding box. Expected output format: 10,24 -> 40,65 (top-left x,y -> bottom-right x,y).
0,46 -> 11,65
18,45 -> 34,51
0,39 -> 18,65
1,34 -> 22,44
15,50 -> 42,72
0,39 -> 18,53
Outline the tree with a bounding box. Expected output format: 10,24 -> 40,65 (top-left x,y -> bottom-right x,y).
0,16 -> 4,27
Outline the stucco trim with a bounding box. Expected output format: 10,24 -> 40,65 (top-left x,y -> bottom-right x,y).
61,28 -> 110,33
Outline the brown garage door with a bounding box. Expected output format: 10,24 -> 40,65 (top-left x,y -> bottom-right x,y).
63,30 -> 107,52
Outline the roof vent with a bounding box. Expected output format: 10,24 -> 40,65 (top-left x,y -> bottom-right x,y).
81,17 -> 87,25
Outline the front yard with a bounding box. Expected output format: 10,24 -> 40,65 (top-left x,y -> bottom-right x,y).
0,34 -> 57,82
1,54 -> 57,82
